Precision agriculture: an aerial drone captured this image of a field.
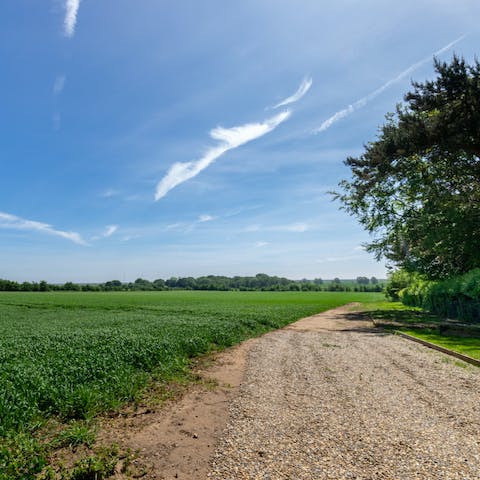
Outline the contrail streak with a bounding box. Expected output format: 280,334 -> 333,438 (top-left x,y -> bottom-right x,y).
64,0 -> 81,37
154,111 -> 291,201
315,34 -> 467,133
0,212 -> 88,245
273,77 -> 313,109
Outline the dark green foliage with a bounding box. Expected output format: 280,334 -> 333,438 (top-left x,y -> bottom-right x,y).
37,445 -> 124,480
0,433 -> 47,480
0,274 -> 385,293
55,421 -> 96,449
385,269 -> 419,301
336,56 -> 480,279
399,268 -> 480,323
103,280 -> 123,291
61,446 -> 120,480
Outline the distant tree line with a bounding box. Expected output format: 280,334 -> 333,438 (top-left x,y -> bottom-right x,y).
0,274 -> 384,293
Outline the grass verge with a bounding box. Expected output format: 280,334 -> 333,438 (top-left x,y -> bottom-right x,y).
360,300 -> 480,364
399,329 -> 480,361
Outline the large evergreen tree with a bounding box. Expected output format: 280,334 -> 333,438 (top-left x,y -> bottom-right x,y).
336,56 -> 480,279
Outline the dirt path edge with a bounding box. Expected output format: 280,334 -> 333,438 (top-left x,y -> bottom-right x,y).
102,338 -> 255,479
103,303 -> 365,479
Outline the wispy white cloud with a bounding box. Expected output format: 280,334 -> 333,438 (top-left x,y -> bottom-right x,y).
315,34 -> 466,133
163,215 -> 217,233
53,74 -> 66,95
273,77 -> 313,109
0,212 -> 87,245
91,225 -> 119,241
166,222 -> 185,231
198,214 -> 216,223
64,0 -> 81,37
103,225 -> 118,237
155,110 -> 291,201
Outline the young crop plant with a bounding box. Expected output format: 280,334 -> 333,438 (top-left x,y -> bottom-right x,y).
0,290 -> 383,477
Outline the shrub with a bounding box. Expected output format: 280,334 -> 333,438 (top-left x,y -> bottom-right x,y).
396,268 -> 480,323
385,270 -> 418,301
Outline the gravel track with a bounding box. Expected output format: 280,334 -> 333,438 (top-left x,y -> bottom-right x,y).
208,305 -> 480,479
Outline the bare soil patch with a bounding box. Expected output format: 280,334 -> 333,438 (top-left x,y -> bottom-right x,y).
95,339 -> 255,479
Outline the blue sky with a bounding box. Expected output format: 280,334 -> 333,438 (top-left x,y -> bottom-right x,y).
0,1 -> 478,282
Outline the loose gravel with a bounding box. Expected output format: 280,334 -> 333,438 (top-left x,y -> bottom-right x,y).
208,305 -> 480,479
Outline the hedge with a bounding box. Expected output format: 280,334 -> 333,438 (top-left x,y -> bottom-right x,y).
394,269 -> 480,323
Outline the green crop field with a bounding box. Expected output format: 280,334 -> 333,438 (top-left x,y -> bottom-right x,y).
0,290 -> 382,478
